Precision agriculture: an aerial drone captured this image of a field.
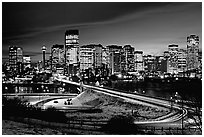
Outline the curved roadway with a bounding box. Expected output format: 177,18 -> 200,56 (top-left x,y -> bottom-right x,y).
55,78 -> 188,128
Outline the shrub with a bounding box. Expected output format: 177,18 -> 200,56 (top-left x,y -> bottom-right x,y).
2,97 -> 67,123
102,114 -> 137,134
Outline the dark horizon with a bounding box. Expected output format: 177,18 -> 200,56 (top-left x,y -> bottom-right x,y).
2,2 -> 202,63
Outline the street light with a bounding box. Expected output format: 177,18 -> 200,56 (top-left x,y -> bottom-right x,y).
170,96 -> 173,112
174,92 -> 184,133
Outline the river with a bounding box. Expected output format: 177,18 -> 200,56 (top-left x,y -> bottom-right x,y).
107,78 -> 202,102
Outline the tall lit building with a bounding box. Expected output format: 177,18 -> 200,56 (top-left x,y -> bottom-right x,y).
155,56 -> 163,72
143,55 -> 156,72
79,45 -> 95,72
134,51 -> 144,72
23,55 -> 31,69
65,30 -> 79,75
51,44 -> 64,72
187,35 -> 199,71
101,46 -> 110,77
102,46 -> 110,68
178,49 -> 187,72
168,44 -> 179,74
79,44 -> 103,72
41,45 -> 46,70
160,51 -> 169,73
9,46 -> 23,74
122,45 -> 135,72
17,47 -> 23,62
93,44 -> 103,69
107,45 -> 123,74
9,46 -> 17,71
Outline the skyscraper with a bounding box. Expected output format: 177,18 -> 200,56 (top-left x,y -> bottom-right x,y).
178,48 -> 187,72
79,44 -> 103,72
65,30 -> 79,75
51,44 -> 64,72
107,45 -> 123,74
134,51 -> 144,72
102,46 -> 110,68
42,45 -> 46,70
23,55 -> 31,69
122,45 -> 135,72
168,44 -> 179,74
79,44 -> 95,72
9,46 -> 18,71
9,46 -> 23,74
143,54 -> 156,72
187,35 -> 199,71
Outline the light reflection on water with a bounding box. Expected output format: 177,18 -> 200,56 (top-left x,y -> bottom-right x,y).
110,79 -> 202,101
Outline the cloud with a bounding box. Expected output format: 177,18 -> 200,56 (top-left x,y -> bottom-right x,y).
4,2 -> 199,43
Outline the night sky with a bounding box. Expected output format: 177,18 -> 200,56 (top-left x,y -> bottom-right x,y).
2,2 -> 202,63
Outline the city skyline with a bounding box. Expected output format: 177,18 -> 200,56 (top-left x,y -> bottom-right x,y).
3,2 -> 202,63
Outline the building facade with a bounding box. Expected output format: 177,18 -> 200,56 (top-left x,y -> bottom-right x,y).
51,44 -> 64,72
79,44 -> 103,72
23,55 -> 31,69
122,45 -> 135,72
102,46 -> 110,68
79,44 -> 95,72
187,35 -> 199,71
65,30 -> 79,75
168,44 -> 179,74
107,45 -> 123,74
9,46 -> 18,71
93,44 -> 103,69
9,46 -> 23,74
134,51 -> 144,72
143,55 -> 156,72
178,48 -> 187,72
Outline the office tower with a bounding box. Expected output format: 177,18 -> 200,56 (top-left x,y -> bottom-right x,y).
178,49 -> 187,72
65,30 -> 79,75
122,45 -> 135,72
134,51 -> 144,72
155,56 -> 163,72
101,46 -> 110,77
168,44 -> 179,74
187,35 -> 199,71
106,45 -> 123,74
9,46 -> 23,74
9,46 -> 18,71
51,44 -> 64,73
42,45 -> 46,70
93,44 -> 103,69
160,51 -> 169,73
79,45 -> 95,72
23,55 -> 31,69
79,44 -> 103,72
143,54 -> 156,72
102,46 -> 110,68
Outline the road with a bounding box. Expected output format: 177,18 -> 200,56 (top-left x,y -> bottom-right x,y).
55,77 -> 189,128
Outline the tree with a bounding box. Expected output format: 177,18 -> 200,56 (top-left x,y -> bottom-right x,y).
103,115 -> 137,134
